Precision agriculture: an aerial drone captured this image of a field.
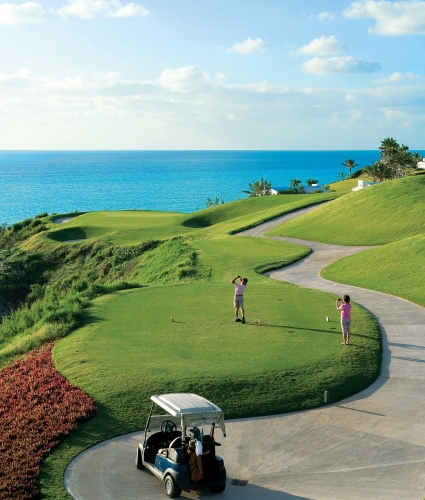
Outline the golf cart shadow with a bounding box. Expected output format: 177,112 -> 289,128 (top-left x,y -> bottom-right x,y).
180,480 -> 311,499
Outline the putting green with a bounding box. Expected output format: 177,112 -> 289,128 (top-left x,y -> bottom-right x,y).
47,210 -> 199,245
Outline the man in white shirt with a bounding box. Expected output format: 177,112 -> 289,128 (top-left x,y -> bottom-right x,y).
231,275 -> 248,323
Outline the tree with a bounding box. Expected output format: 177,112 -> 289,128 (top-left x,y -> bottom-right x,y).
363,160 -> 390,182
337,172 -> 346,181
306,178 -> 318,186
242,177 -> 271,197
379,137 -> 416,179
342,158 -> 359,178
411,151 -> 422,168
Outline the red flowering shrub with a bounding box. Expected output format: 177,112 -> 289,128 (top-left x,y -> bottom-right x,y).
0,345 -> 96,499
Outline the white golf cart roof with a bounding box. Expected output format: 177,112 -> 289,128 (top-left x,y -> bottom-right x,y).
151,393 -> 226,437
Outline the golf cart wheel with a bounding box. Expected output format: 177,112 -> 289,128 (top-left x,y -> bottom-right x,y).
136,448 -> 145,470
164,475 -> 182,498
210,485 -> 226,493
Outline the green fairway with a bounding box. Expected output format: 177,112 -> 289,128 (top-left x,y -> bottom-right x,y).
266,176 -> 425,245
47,210 -> 199,245
322,234 -> 425,308
45,194 -> 336,247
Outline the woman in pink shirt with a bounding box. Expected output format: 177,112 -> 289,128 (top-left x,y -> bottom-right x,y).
336,294 -> 352,345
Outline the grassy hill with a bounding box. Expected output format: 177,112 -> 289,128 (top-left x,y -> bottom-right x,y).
266,175 -> 425,245
322,234 -> 425,307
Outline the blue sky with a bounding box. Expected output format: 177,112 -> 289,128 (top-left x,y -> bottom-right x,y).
1,0 -> 424,149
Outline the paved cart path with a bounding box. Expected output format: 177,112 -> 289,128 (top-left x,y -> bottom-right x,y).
65,206 -> 425,500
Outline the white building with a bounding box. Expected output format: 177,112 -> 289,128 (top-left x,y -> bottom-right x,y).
270,184 -> 329,194
417,158 -> 425,169
351,179 -> 380,191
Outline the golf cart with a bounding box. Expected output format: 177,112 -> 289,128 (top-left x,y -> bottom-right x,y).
136,393 -> 227,498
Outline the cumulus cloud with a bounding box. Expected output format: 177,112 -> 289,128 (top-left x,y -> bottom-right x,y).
343,0 -> 425,35
157,66 -> 226,93
58,0 -> 149,19
0,1 -> 47,24
302,56 -> 381,75
1,65 -> 424,149
374,71 -> 417,83
298,35 -> 347,56
317,11 -> 336,21
226,37 -> 267,54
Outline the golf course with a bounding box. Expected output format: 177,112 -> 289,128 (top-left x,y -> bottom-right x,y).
2,174 -> 425,498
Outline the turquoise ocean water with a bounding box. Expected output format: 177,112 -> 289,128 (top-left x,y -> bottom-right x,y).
0,150 -> 387,224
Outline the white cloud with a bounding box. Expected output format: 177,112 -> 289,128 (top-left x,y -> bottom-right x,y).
374,71 -> 418,83
157,66 -> 217,93
344,0 -> 425,35
298,35 -> 347,56
58,0 -> 149,19
106,2 -> 148,18
317,11 -> 336,21
1,65 -> 424,149
0,1 -> 47,24
226,37 -> 267,54
302,56 -> 381,75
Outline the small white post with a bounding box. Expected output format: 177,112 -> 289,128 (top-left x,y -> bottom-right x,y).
326,316 -> 329,322
324,390 -> 329,403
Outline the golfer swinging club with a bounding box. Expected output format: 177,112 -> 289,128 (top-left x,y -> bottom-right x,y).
232,274 -> 248,323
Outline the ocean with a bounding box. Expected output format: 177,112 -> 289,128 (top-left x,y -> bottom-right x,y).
0,150 -> 385,225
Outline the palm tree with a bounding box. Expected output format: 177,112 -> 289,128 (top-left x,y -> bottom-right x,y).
412,151 -> 422,167
306,178 -> 319,186
337,172 -> 346,181
379,137 -> 401,178
363,160 -> 390,182
341,158 -> 359,178
242,177 -> 271,197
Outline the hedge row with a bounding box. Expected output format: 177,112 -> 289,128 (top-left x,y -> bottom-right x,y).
0,345 -> 96,499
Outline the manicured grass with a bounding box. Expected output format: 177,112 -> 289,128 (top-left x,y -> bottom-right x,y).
191,235 -> 311,283
266,176 -> 425,245
322,234 -> 425,307
44,194 -> 336,247
183,193 -> 336,228
328,176 -> 373,193
42,280 -> 380,499
47,211 -> 199,245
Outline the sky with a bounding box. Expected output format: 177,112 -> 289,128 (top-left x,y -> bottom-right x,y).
0,0 -> 424,150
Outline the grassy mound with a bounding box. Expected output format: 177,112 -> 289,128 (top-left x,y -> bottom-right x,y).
47,211 -> 199,245
266,176 -> 425,245
322,234 -> 425,307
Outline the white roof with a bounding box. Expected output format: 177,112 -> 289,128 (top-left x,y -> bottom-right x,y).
150,393 -> 226,436
151,393 -> 222,416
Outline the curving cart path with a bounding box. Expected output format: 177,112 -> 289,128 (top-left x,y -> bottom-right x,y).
65,207 -> 425,500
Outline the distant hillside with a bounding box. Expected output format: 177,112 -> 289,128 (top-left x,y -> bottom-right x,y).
266,176 -> 425,245
182,192 -> 336,228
